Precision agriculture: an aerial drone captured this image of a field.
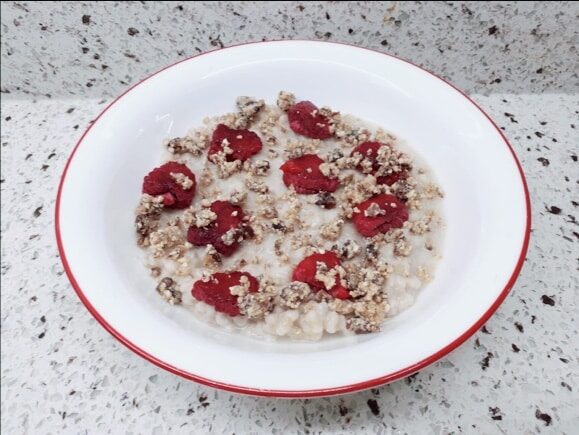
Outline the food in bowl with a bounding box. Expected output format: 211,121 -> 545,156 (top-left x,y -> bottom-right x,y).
135,91 -> 444,341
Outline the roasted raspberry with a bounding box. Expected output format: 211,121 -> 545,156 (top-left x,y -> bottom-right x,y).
292,251 -> 350,300
287,101 -> 333,139
208,124 -> 262,162
187,200 -> 252,256
280,154 -> 340,194
352,194 -> 409,237
142,162 -> 196,209
191,271 -> 259,316
351,141 -> 409,185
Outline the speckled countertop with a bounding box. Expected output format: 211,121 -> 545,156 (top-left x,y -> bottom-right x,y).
1,2 -> 578,434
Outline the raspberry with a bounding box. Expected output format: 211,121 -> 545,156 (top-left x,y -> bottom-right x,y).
280,154 -> 340,194
142,162 -> 196,209
208,124 -> 262,162
351,141 -> 409,185
191,271 -> 259,316
287,101 -> 333,139
292,251 -> 350,300
352,194 -> 409,237
187,200 -> 252,256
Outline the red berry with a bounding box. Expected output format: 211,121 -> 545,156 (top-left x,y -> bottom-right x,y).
280,154 -> 340,194
292,251 -> 350,299
287,101 -> 333,139
142,162 -> 196,209
351,141 -> 409,186
208,124 -> 262,162
352,194 -> 409,237
187,200 -> 252,256
191,271 -> 259,316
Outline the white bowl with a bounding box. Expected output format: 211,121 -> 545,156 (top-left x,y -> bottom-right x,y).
56,41 -> 530,397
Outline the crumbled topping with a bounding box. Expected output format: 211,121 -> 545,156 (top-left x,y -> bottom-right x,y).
245,175 -> 269,193
387,229 -> 412,257
170,172 -> 194,190
284,139 -> 320,159
339,175 -> 382,218
167,131 -> 209,156
238,292 -> 273,319
250,159 -> 270,176
335,239 -> 361,260
229,275 -> 251,297
229,189 -> 247,205
315,262 -> 347,290
315,192 -> 337,209
320,219 -> 344,241
417,266 -> 432,283
422,183 -> 444,199
202,245 -> 221,270
148,224 -> 187,259
193,208 -> 217,227
135,194 -> 165,245
279,282 -> 312,309
156,277 -> 183,305
235,96 -> 265,128
209,150 -> 242,178
276,91 -> 296,111
150,266 -> 161,277
346,316 -> 379,333
364,202 -> 385,217
259,204 -> 278,219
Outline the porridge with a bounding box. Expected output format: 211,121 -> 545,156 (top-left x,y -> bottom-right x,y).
135,91 -> 444,341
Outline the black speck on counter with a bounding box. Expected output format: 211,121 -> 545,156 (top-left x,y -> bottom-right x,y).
367,399 -> 380,416
127,27 -> 139,36
338,404 -> 349,416
480,352 -> 493,370
489,407 -> 503,420
512,343 -> 520,352
82,15 -> 91,25
545,205 -> 562,215
535,131 -> 545,138
33,206 -> 43,218
537,157 -> 550,166
488,25 -> 499,35
571,154 -> 577,162
514,322 -> 524,332
535,410 -> 552,426
541,295 -> 555,306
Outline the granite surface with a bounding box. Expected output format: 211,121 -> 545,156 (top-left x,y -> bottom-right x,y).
1,2 -> 578,434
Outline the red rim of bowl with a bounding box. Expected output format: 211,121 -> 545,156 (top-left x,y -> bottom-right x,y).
55,40 -> 531,398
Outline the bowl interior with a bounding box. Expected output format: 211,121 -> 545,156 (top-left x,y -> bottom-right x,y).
58,41 -> 527,393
